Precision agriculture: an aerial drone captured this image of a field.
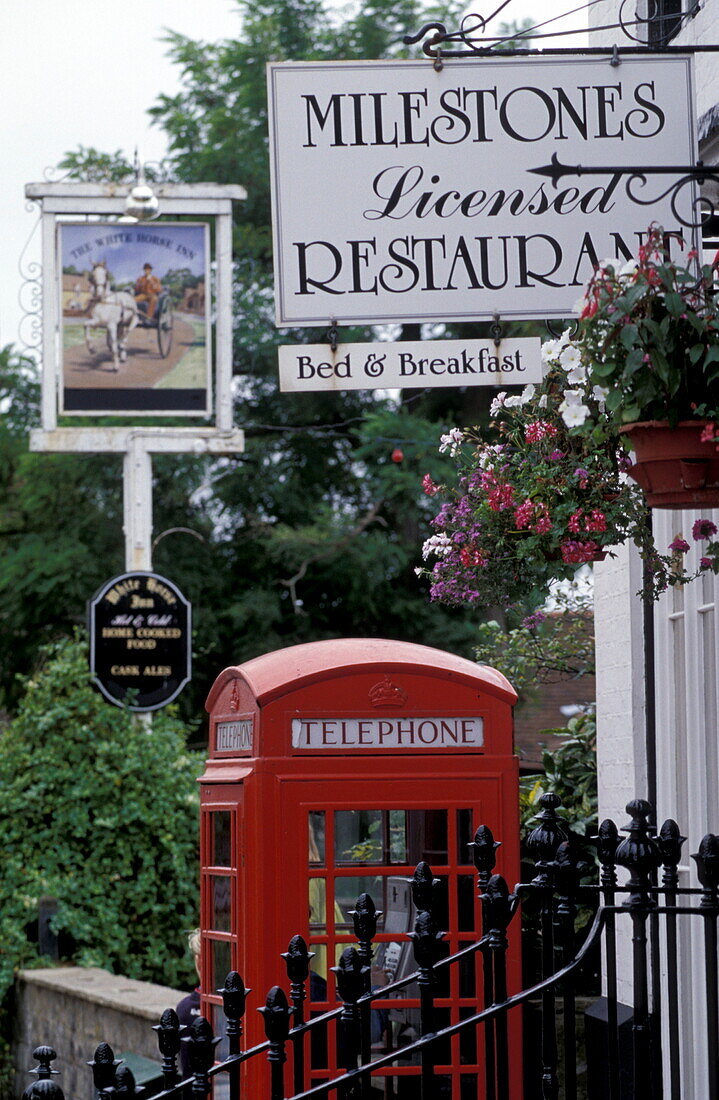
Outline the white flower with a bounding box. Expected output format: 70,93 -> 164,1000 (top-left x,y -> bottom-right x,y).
559,388 -> 591,427
520,384 -> 536,404
561,403 -> 590,428
489,392 -> 507,417
559,344 -> 582,373
618,259 -> 639,279
541,338 -> 559,363
538,394 -> 548,409
438,427 -> 465,456
592,384 -> 609,409
504,394 -> 524,408
566,364 -> 587,385
422,533 -> 452,560
477,444 -> 504,470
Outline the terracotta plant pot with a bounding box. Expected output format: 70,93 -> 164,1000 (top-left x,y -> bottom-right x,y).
619,420 -> 719,508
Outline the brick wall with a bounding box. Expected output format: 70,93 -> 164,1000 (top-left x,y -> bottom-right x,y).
13,968 -> 184,1100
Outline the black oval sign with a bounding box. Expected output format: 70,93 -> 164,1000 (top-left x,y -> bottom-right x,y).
89,572 -> 191,711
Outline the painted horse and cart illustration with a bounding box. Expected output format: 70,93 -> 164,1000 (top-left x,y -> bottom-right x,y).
84,259 -> 174,371
59,221 -> 208,415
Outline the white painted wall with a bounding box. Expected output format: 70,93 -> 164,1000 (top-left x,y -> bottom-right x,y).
589,7 -> 719,1094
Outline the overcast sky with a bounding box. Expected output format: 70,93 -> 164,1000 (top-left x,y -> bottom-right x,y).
0,0 -> 586,351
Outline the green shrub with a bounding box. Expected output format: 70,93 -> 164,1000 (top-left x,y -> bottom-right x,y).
519,708 -> 598,839
0,633 -> 202,999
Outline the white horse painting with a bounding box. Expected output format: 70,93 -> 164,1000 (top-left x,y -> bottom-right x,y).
84,261 -> 139,371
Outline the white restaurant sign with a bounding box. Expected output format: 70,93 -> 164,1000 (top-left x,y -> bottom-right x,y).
267,55 -> 696,326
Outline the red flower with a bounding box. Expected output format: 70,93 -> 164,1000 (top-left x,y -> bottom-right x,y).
422,474 -> 439,496
487,484 -> 515,512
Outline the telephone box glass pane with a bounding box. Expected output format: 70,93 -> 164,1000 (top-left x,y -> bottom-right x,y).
457,875 -> 475,932
416,809 -> 448,863
211,876 -> 232,932
334,810 -> 384,864
211,1004 -> 230,1060
212,812 -> 231,868
331,810 -> 449,866
309,877 -> 327,931
312,944 -> 328,990
334,875 -> 385,930
309,811 -> 325,865
456,809 -> 474,864
459,1007 -> 477,1063
461,1075 -> 479,1099
459,943 -> 477,997
211,939 -> 232,989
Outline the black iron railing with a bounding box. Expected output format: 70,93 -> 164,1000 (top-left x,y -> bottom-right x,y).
20,795 -> 719,1100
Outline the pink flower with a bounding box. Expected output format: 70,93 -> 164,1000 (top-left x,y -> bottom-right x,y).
460,545 -> 486,567
585,509 -> 607,533
422,474 -> 439,496
549,450 -> 565,461
568,510 -> 583,534
560,539 -> 600,564
574,467 -> 590,489
669,537 -> 690,553
700,423 -> 717,443
692,519 -> 718,540
522,611 -> 547,629
701,557 -> 714,570
525,420 -> 559,443
487,484 -> 515,512
533,504 -> 552,535
514,500 -> 535,529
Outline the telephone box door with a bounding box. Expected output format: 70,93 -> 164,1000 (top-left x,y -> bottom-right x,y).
277,774 -> 521,1098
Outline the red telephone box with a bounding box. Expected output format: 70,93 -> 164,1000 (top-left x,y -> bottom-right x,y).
200,638 -> 520,1096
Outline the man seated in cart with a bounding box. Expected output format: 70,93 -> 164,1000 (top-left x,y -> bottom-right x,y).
134,262 -> 163,321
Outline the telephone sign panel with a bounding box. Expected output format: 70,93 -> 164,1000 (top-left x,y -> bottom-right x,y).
200,638 -> 520,1097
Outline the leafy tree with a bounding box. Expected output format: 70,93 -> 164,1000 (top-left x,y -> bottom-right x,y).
2,0 -> 495,725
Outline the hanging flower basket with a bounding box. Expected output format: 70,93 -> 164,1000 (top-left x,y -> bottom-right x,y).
574,223 -> 719,510
418,328 -> 719,613
619,421 -> 719,508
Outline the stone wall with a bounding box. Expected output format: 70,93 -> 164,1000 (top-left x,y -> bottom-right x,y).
13,967 -> 184,1100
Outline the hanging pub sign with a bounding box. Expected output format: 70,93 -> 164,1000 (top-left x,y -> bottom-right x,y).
58,221 -> 211,416
267,54 -> 697,326
88,572 -> 191,711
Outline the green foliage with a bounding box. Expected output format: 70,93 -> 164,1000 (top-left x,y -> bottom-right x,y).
57,147 -> 134,183
474,584 -> 594,702
577,225 -> 719,427
519,709 -> 598,839
0,634 -> 202,996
